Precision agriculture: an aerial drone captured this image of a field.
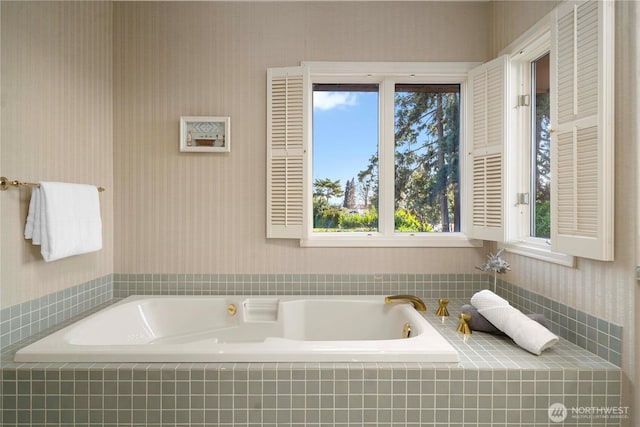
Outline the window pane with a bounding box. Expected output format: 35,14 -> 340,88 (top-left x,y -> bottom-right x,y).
312,84 -> 379,232
394,84 -> 461,233
531,53 -> 551,239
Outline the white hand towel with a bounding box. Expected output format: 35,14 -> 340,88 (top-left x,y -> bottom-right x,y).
25,182 -> 102,262
470,289 -> 559,355
24,187 -> 40,241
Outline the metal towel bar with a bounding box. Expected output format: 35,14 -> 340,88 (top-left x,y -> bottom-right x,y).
0,176 -> 105,192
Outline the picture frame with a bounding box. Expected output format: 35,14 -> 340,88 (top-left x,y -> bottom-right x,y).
180,116 -> 230,153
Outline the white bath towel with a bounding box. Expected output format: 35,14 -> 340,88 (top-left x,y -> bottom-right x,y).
24,187 -> 40,242
470,289 -> 558,355
24,182 -> 102,262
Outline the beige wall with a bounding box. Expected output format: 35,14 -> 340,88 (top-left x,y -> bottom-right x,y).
1,0 -> 638,419
488,0 -> 560,58
113,1 -> 489,274
0,1 -> 114,309
488,0 -> 639,422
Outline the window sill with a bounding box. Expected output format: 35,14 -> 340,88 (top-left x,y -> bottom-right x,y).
499,241 -> 575,267
301,233 -> 482,248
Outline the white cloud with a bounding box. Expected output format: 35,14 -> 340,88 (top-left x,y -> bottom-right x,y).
313,92 -> 358,111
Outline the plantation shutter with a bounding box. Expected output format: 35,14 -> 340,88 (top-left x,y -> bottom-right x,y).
467,55 -> 510,242
267,66 -> 307,239
550,0 -> 614,260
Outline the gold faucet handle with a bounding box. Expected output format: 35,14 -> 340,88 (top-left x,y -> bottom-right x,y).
435,298 -> 450,317
456,313 -> 472,335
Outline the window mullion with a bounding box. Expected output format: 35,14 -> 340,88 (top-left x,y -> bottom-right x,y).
378,79 -> 396,236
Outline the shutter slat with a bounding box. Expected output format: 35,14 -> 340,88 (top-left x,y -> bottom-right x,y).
468,55 -> 508,241
576,1 -> 598,118
557,9 -> 575,124
267,67 -> 307,238
551,0 -> 614,260
472,72 -> 487,150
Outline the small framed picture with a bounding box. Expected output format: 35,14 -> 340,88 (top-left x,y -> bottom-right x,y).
180,116 -> 230,153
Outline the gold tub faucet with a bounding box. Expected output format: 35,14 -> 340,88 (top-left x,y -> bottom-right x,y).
384,295 -> 427,312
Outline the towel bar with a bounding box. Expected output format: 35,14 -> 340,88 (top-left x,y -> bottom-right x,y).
0,176 -> 105,192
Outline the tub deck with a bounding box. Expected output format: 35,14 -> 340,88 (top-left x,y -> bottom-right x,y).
1,297 -> 616,370
0,298 -> 622,426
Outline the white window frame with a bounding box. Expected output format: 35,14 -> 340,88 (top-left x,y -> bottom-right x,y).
300,62 -> 481,248
469,0 -> 612,265
269,3 -> 614,256
499,13 -> 575,267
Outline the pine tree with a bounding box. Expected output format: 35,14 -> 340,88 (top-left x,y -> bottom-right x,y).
360,85 -> 460,231
313,178 -> 344,204
343,178 -> 356,209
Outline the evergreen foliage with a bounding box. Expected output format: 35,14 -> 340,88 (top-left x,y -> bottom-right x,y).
342,178 -> 357,209
313,86 -> 462,233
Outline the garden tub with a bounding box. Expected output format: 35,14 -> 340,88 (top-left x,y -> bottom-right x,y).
14,295 -> 459,363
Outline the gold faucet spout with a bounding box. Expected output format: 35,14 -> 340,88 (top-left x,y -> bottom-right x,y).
384,295 -> 427,312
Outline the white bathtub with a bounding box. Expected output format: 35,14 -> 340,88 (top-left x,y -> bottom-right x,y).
14,295 -> 459,363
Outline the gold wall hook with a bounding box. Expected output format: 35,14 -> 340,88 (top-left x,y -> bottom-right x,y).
435,298 -> 450,317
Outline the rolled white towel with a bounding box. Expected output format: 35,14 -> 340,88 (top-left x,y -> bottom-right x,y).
470,289 -> 558,355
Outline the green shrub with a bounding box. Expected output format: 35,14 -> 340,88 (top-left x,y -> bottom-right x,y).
338,207 -> 378,231
395,209 -> 421,232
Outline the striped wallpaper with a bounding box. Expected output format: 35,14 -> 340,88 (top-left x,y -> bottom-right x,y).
489,0 -> 639,417
0,1 -> 114,309
1,2 -> 638,420
112,1 -> 490,275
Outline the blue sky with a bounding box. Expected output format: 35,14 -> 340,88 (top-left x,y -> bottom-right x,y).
312,91 -> 378,204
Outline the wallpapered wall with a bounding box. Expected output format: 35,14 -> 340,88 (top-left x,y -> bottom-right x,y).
112,1 -> 489,275
1,0 -> 491,309
0,1 -> 114,309
1,0 -> 638,423
488,0 -> 639,417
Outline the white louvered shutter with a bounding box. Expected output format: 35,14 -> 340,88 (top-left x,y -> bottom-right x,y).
267,66 -> 307,239
550,0 -> 614,260
467,55 -> 510,242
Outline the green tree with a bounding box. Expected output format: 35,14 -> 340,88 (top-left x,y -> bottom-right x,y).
313,196 -> 342,229
357,155 -> 378,209
343,178 -> 357,209
313,178 -> 344,203
534,92 -> 551,238
313,178 -> 344,230
387,86 -> 460,232
535,200 -> 551,238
